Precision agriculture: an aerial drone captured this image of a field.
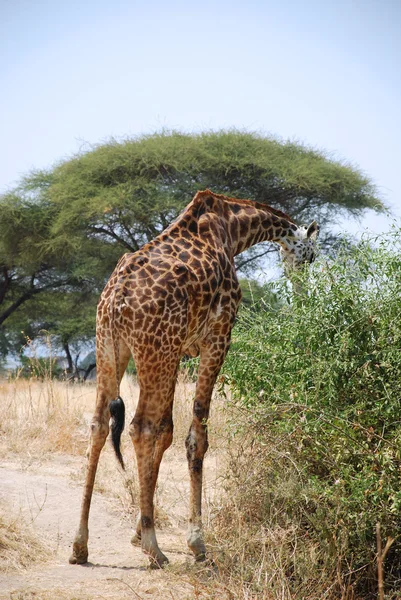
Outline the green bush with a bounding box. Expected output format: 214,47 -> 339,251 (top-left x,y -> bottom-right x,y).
222,227 -> 401,597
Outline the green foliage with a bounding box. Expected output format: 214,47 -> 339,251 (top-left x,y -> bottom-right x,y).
0,188 -> 115,360
223,228 -> 401,597
45,130 -> 381,266
239,277 -> 283,310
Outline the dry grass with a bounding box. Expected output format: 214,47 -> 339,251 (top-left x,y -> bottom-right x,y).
0,370 -> 354,599
0,501 -> 50,574
0,377 -> 94,459
0,370 -> 232,599
0,369 -> 227,527
0,370 -> 201,459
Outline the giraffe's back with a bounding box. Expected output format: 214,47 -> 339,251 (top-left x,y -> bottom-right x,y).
97,240 -> 226,362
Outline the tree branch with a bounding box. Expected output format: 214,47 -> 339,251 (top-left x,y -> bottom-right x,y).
0,279 -> 72,326
118,214 -> 141,251
0,289 -> 38,325
83,362 -> 96,381
235,247 -> 277,271
0,266 -> 12,306
88,225 -> 138,252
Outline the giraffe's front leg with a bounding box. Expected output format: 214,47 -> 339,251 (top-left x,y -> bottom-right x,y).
69,405 -> 109,564
186,335 -> 230,562
186,409 -> 208,561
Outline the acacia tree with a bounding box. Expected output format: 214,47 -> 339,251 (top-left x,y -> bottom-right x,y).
0,190 -> 59,327
45,131 -> 381,268
0,130 -> 383,363
0,186 -> 117,362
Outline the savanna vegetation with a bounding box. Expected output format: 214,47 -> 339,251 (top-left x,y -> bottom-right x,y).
215,229 -> 401,599
2,129 -> 398,599
3,231 -> 400,599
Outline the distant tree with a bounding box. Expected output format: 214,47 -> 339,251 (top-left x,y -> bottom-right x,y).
0,130 -> 383,361
0,189 -> 61,326
0,191 -> 110,364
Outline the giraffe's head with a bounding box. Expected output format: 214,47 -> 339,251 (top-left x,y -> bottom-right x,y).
279,221 -> 320,273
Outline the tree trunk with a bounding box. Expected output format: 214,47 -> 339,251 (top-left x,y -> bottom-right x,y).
0,267 -> 11,306
83,363 -> 96,381
63,342 -> 74,374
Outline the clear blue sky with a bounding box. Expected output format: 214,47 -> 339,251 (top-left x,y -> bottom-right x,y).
1,0 -> 400,234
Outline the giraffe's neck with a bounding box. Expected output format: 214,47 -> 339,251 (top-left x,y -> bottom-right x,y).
171,191 -> 301,260
226,199 -> 299,257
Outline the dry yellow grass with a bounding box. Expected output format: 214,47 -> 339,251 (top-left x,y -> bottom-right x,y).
0,377 -> 94,459
0,501 -> 50,574
0,368 -> 227,457
0,371 -> 233,599
1,371 -> 346,599
0,372 -> 197,529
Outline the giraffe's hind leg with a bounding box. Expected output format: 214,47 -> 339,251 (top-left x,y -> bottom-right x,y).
69,339 -> 130,565
129,359 -> 178,568
130,413 -> 173,548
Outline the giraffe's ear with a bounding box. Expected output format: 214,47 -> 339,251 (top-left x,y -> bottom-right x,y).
306,221 -> 319,240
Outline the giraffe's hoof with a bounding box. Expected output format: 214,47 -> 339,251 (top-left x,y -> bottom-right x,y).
148,552 -> 169,569
194,554 -> 217,572
187,537 -> 207,560
131,533 -> 141,546
194,552 -> 207,562
69,543 -> 88,564
187,526 -> 206,558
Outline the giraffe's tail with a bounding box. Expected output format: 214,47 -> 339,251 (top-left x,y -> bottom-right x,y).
109,396 -> 125,469
108,288 -> 126,469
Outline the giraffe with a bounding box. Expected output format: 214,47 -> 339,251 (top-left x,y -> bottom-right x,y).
69,189 -> 319,568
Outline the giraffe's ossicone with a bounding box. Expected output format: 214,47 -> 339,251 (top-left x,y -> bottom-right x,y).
69,189 -> 319,568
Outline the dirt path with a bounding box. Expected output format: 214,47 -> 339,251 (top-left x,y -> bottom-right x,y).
0,445 -> 222,599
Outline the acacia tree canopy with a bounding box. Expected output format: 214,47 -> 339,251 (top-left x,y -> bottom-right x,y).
0,129 -> 383,362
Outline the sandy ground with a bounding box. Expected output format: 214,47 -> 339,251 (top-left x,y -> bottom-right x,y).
0,381 -> 225,600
